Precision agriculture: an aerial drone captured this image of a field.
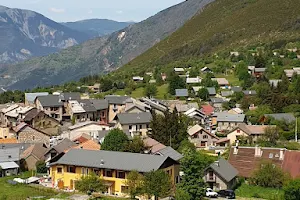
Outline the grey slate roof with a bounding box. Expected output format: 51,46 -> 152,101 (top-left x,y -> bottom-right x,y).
221,91 -> 233,97
0,143 -> 33,155
51,149 -> 176,173
0,148 -> 20,162
269,80 -> 282,87
116,112 -> 152,124
79,99 -> 97,112
157,146 -> 183,161
216,113 -> 245,122
61,93 -> 81,101
231,86 -> 242,93
207,158 -> 238,182
139,98 -> 167,112
105,95 -> 130,105
25,93 -> 49,104
243,90 -> 257,95
265,113 -> 296,123
90,99 -> 109,110
254,68 -> 266,73
210,98 -> 226,104
46,139 -> 76,155
36,95 -> 63,107
207,87 -> 216,95
175,89 -> 188,97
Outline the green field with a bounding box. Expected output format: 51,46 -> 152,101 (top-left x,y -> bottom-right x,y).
215,73 -> 241,86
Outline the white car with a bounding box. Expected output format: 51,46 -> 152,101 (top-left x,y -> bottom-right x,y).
206,188 -> 218,198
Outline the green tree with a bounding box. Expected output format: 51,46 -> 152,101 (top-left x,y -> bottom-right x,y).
76,173 -> 106,193
125,136 -> 147,153
258,126 -> 280,147
250,161 -> 288,188
178,149 -> 215,200
36,161 -> 47,173
175,188 -> 191,200
101,129 -> 129,151
144,84 -> 158,98
143,170 -> 172,200
198,88 -> 209,101
125,171 -> 144,199
284,179 -> 300,200
168,74 -> 186,95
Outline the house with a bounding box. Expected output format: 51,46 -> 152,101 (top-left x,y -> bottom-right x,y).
89,99 -> 109,124
105,95 -> 130,123
228,146 -> 285,178
230,52 -> 239,56
207,87 -> 217,96
35,95 -> 64,121
132,76 -> 144,82
23,108 -> 61,136
184,108 -> 206,123
228,108 -> 243,115
212,78 -> 229,87
143,137 -> 166,153
284,69 -> 297,79
214,113 -> 246,131
25,92 -> 49,106
263,113 -> 296,124
243,90 -> 257,96
188,124 -> 219,148
226,123 -> 275,144
221,91 -> 233,98
155,146 -> 183,161
201,105 -> 214,116
21,144 -> 47,171
114,112 -> 152,137
174,67 -> 185,74
139,98 -> 168,115
0,127 -> 15,139
44,138 -> 77,166
87,83 -> 101,93
49,149 -> 180,193
269,79 -> 282,87
201,67 -> 212,73
161,73 -> 167,81
124,99 -> 150,114
210,98 -> 226,109
67,140 -> 100,151
0,148 -> 20,177
175,89 -> 189,98
203,158 -> 238,190
186,77 -> 201,84
13,123 -> 51,147
252,68 -> 266,78
231,86 -> 242,93
2,105 -> 34,127
67,121 -> 110,141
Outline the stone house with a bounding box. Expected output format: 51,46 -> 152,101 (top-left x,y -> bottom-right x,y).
35,95 -> 64,122
0,148 -> 20,177
214,113 -> 246,131
203,158 -> 238,190
105,95 -> 130,123
21,144 -> 47,171
13,123 -> 51,147
188,124 -> 219,148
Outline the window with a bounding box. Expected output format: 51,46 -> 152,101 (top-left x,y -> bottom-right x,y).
237,129 -> 240,133
166,169 -> 172,176
139,125 -> 143,130
146,124 -> 149,129
67,166 -> 76,173
203,135 -> 208,139
32,136 -> 35,140
57,167 -> 62,173
93,169 -> 101,176
117,171 -> 126,179
176,176 -> 181,184
81,168 -> 89,175
103,169 -> 113,177
129,125 -> 132,130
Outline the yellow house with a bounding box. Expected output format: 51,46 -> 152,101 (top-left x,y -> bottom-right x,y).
50,149 -> 180,197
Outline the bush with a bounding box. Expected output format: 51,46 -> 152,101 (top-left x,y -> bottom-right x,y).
75,173 -> 106,194
284,179 -> 300,200
36,161 -> 47,174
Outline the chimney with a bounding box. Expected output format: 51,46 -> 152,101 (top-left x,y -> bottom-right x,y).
255,145 -> 262,157
214,161 -> 220,167
233,146 -> 238,155
279,149 -> 284,160
100,159 -> 105,165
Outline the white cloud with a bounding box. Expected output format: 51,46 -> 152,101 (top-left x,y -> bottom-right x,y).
49,7 -> 65,13
116,10 -> 123,15
88,10 -> 93,14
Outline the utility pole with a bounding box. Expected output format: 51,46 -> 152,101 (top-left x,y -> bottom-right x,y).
296,117 -> 298,142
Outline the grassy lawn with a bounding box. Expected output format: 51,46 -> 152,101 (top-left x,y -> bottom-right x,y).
131,87 -> 144,98
215,73 -> 241,86
235,183 -> 284,200
156,84 -> 169,99
0,172 -> 70,200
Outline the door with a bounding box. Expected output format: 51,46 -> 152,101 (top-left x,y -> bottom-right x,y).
70,180 -> 74,190
58,180 -> 64,189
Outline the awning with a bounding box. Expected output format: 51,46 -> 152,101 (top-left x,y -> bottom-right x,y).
0,162 -> 19,169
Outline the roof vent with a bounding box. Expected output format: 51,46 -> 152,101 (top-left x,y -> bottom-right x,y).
100,159 -> 105,165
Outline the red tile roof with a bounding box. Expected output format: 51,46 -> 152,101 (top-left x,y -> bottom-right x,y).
201,105 -> 214,116
282,151 -> 300,179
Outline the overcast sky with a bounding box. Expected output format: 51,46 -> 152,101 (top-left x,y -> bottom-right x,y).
0,0 -> 184,22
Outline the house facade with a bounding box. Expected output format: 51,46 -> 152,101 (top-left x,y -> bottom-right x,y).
214,113 -> 246,131
105,95 -> 130,123
35,95 -> 64,122
0,148 -> 20,177
188,124 -> 219,148
67,121 -> 110,140
49,149 -> 180,196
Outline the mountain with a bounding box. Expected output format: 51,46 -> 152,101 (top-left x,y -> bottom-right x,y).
0,0 -> 215,90
61,19 -> 134,37
115,0 -> 300,76
0,5 -> 89,64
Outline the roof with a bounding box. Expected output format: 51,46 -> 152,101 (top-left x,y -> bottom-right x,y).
36,95 -> 63,107
0,161 -> 19,169
72,140 -> 100,151
269,80 -> 282,87
186,77 -> 201,84
116,112 -> 152,125
201,67 -> 211,72
143,137 -> 166,153
282,151 -> 300,179
228,146 -> 285,178
156,146 -> 183,161
175,89 -> 188,97
79,99 -> 97,113
0,148 -> 19,162
175,104 -> 190,113
140,98 -> 167,112
1,104 -> 19,114
105,95 -> 130,105
207,158 -> 238,182
210,98 -> 226,104
221,91 -> 233,97
264,113 -> 296,123
201,105 -> 214,116
237,123 -> 273,135
192,86 -> 202,93
254,68 -> 266,73
207,87 -> 216,95
25,93 -> 49,104
216,137 -> 230,144
13,122 -> 51,136
216,113 -> 245,122
23,108 -> 41,121
89,99 -> 108,110
46,139 -> 77,155
0,138 -> 18,144
212,78 -> 229,85
51,149 -> 177,173
243,90 -> 257,95
188,124 -> 219,139
69,121 -> 108,130
69,100 -> 86,113
5,106 -> 34,118
21,144 -> 47,160
125,104 -> 146,113
231,86 -> 243,93
60,93 -> 81,101
174,68 -> 184,72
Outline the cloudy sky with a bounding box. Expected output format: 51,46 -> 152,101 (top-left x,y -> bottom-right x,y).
0,0 -> 184,22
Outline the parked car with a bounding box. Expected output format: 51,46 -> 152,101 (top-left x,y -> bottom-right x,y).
218,190 -> 235,199
206,188 -> 218,198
